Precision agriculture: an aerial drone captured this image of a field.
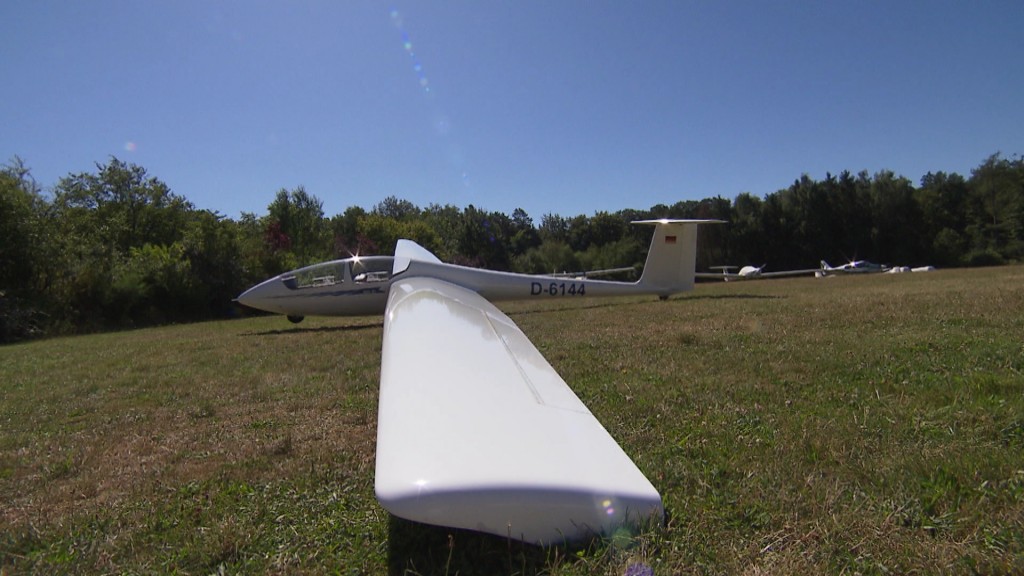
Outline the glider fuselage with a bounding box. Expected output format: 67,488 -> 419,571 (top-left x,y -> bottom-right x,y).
237,219 -> 715,319
237,256 -> 673,318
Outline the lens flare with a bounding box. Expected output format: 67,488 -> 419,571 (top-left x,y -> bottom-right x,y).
388,7 -> 471,192
392,10 -> 430,94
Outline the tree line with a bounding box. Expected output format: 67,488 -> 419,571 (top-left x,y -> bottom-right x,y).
2,153 -> 1022,342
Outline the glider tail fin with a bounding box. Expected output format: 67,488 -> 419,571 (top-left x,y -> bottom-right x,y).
633,219 -> 723,297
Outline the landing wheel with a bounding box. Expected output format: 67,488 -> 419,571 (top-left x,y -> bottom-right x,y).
287,315 -> 305,324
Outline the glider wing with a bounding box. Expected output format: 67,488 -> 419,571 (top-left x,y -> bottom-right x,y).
375,275 -> 663,544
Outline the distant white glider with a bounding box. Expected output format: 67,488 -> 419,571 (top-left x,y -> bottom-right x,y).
697,263 -> 819,281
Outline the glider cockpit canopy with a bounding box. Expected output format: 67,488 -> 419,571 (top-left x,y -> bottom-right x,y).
281,256 -> 396,290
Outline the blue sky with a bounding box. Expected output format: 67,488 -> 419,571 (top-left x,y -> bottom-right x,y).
3,1 -> 1022,221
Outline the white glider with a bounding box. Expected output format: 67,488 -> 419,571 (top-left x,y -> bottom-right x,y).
237,219 -> 720,544
697,264 -> 819,281
818,259 -> 889,274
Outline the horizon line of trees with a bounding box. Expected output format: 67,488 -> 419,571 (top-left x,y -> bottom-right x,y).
2,152 -> 1022,343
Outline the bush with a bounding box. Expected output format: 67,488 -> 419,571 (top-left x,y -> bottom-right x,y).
964,249 -> 1005,267
0,293 -> 45,343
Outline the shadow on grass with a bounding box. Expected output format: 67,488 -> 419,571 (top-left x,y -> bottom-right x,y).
505,293 -> 782,318
241,294 -> 779,332
244,322 -> 383,337
505,300 -> 638,317
387,516 -> 585,576
684,293 -> 782,301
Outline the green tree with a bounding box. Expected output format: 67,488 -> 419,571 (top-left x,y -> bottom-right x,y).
830,170 -> 874,259
456,206 -> 510,269
49,158 -> 194,330
0,158 -> 47,298
538,213 -> 569,244
421,203 -> 462,261
373,196 -> 420,221
514,240 -> 579,274
587,212 -> 627,247
508,208 -> 541,256
265,186 -> 330,266
356,213 -> 440,256
917,171 -> 969,266
729,192 -> 764,265
577,237 -> 643,273
109,243 -> 192,325
236,211 -> 293,280
53,157 -> 192,254
966,153 -> 1024,262
0,158 -> 51,341
869,170 -> 924,264
180,211 -> 247,316
330,205 -> 368,256
692,197 -> 731,268
758,189 -> 799,269
566,215 -> 592,252
776,175 -> 831,267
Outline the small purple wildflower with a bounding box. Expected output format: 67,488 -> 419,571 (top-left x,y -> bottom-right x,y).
624,562 -> 654,576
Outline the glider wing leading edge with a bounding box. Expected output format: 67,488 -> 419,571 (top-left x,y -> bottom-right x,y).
377,273 -> 664,544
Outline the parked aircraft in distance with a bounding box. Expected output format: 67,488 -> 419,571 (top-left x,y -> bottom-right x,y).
237,219 -> 721,544
819,259 -> 889,274
697,264 -> 819,281
886,265 -> 936,273
817,259 -> 936,277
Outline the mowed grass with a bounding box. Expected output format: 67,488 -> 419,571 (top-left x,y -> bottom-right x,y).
2,266 -> 1023,575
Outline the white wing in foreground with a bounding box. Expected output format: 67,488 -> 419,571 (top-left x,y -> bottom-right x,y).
375,276 -> 664,544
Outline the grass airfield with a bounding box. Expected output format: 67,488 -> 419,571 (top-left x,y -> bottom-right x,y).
2,265 -> 1023,575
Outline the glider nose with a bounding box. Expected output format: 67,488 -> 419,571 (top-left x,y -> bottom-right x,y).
236,276 -> 284,314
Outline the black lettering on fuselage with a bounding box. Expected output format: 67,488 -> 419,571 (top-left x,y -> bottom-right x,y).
530,281 -> 586,297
